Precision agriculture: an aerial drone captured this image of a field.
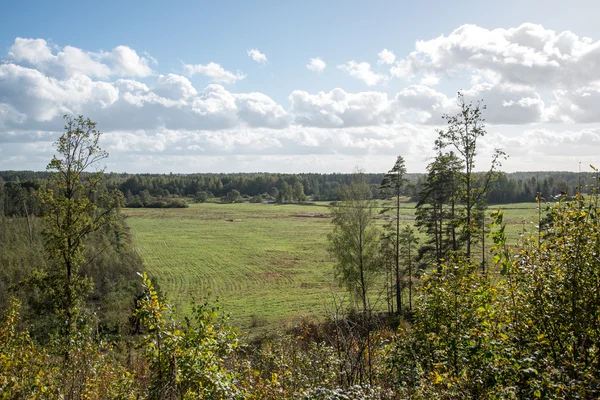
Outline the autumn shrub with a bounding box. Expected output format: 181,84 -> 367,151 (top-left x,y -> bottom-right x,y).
134,273 -> 243,399
386,192 -> 600,398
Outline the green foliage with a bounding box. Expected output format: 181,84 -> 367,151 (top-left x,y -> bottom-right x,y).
328,176 -> 381,312
0,214 -> 141,339
503,193 -> 600,397
293,181 -> 307,202
398,226 -> 418,312
195,191 -> 209,203
34,116 -> 123,346
387,190 -> 600,398
0,299 -> 138,400
135,272 -> 242,399
415,151 -> 464,268
434,93 -> 506,259
226,189 -> 242,203
0,300 -> 56,399
379,155 -> 408,314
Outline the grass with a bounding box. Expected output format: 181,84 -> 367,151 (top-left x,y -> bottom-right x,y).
123,201 -> 542,334
123,203 -> 338,334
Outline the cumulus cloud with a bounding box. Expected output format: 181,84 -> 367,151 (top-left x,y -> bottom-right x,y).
0,62 -> 286,132
392,85 -> 454,124
390,23 -> 600,88
0,63 -> 119,123
419,74 -> 439,86
235,92 -> 290,128
289,88 -> 394,127
377,49 -> 395,65
152,74 -> 198,100
337,61 -> 388,86
462,83 -> 545,125
306,57 -> 326,72
110,45 -> 154,77
545,86 -> 600,123
7,37 -> 154,79
3,27 -> 600,173
8,38 -> 54,65
247,49 -> 268,64
183,62 -> 246,84
483,127 -> 600,171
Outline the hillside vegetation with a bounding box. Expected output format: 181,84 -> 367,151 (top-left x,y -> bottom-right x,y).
2,97 -> 600,399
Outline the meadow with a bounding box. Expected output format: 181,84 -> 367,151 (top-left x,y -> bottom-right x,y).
123,201 -> 540,333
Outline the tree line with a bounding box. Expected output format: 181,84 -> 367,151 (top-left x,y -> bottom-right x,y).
1,168 -> 594,215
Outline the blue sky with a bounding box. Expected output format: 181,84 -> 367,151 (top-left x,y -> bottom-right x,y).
1,0 -> 600,173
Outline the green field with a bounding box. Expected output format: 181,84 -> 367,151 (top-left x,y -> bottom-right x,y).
123,201 -> 541,333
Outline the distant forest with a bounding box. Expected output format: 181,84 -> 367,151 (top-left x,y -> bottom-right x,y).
1,169 -> 597,216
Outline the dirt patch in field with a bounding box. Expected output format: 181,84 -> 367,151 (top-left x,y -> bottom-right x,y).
293,212 -> 330,218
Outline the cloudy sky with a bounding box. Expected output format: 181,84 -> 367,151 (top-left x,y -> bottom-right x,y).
1,0 -> 600,173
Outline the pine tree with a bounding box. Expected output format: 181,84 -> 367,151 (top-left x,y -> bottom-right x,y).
415,151 -> 463,271
435,93 -> 506,260
379,155 -> 408,313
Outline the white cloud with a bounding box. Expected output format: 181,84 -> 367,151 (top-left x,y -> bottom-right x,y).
110,45 -> 154,77
392,85 -> 454,124
152,74 -> 198,99
306,57 -> 326,72
484,127 -> 600,171
7,37 -> 153,79
0,63 -> 119,123
247,49 -> 268,64
545,86 -> 600,123
419,74 -> 439,86
8,38 -> 54,65
463,83 -> 545,125
337,61 -> 388,86
377,49 -> 395,65
289,88 -> 393,127
391,23 -> 600,87
183,62 -> 246,84
0,62 -> 285,131
4,27 -> 600,173
235,92 -> 290,128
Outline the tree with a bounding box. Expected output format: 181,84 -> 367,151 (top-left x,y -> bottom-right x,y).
280,181 -> 292,202
398,226 -> 418,312
225,189 -> 241,203
435,93 -> 506,260
37,115 -> 123,359
269,187 -> 279,199
379,155 -> 408,314
195,191 -> 208,203
327,174 -> 381,314
415,151 -> 463,270
293,181 -> 307,202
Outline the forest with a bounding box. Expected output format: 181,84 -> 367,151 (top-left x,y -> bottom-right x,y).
1,168 -> 591,214
1,95 -> 600,399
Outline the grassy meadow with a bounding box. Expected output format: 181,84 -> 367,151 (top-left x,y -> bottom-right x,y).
123,201 -> 541,333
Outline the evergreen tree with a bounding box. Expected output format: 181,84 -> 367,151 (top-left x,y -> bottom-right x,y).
435,93 -> 506,260
379,155 -> 408,313
415,152 -> 463,270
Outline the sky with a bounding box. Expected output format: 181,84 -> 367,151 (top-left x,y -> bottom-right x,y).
1,0 -> 600,174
